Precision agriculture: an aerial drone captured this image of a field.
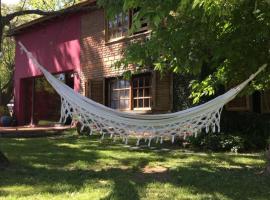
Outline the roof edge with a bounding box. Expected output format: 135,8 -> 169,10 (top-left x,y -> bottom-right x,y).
8,0 -> 97,36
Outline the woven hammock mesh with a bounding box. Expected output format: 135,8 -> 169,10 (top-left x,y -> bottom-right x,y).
19,42 -> 266,146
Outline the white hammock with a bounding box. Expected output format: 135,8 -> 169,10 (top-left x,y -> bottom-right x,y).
19,42 -> 266,146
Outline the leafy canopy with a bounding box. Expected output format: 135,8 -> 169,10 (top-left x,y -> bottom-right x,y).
98,0 -> 270,103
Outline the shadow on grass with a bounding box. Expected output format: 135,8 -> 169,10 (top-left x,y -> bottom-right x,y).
173,162 -> 270,200
0,134 -> 269,200
1,161 -> 270,200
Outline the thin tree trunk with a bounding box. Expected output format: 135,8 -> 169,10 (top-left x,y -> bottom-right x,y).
0,0 -> 9,170
0,0 -> 3,53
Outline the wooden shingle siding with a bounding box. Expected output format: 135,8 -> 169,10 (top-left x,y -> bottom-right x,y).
90,80 -> 104,104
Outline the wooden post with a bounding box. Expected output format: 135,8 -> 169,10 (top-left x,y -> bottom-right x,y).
30,78 -> 35,126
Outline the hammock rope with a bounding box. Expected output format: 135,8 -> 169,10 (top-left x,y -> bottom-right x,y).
19,42 -> 267,146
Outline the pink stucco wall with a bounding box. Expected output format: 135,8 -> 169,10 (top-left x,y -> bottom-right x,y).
14,14 -> 81,125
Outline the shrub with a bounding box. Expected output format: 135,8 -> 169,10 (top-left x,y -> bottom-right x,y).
187,132 -> 244,152
221,111 -> 270,150
0,106 -> 10,116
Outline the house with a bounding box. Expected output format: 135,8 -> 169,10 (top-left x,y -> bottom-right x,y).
11,0 -> 172,125
10,0 -> 270,126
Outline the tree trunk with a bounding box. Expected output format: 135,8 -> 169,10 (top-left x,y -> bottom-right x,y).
0,73 -> 14,107
0,0 -> 3,53
0,150 -> 9,169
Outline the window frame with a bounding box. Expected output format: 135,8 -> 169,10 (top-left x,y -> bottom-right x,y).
105,9 -> 149,42
132,75 -> 152,111
108,78 -> 132,111
107,73 -> 152,111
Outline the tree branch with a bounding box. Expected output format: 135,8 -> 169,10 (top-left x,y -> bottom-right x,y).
3,5 -> 98,26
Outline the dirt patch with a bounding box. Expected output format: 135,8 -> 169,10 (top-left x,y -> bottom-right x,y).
133,166 -> 172,183
143,166 -> 168,174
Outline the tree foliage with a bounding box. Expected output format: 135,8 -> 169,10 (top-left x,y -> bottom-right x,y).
98,0 -> 270,103
24,0 -> 83,11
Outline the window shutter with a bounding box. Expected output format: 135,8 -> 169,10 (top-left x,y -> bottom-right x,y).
90,79 -> 104,104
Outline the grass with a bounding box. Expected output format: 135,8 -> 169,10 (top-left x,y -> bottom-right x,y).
0,130 -> 270,200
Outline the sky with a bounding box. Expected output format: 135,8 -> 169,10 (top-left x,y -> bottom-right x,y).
2,0 -> 20,5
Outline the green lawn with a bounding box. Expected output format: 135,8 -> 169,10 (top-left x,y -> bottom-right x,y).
0,130 -> 269,200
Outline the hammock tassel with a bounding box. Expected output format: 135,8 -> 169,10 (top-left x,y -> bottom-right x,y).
148,137 -> 153,147
172,135 -> 175,143
136,138 -> 141,146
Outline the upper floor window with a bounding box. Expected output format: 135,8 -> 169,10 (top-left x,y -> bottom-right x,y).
106,10 -> 148,42
106,13 -> 129,41
131,8 -> 148,34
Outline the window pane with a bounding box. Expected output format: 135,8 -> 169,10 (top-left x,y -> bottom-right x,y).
124,99 -> 129,108
120,99 -> 125,109
133,79 -> 138,88
120,80 -> 125,88
139,99 -> 143,107
111,81 -> 116,89
145,88 -> 150,97
111,91 -> 118,100
133,99 -> 138,108
139,89 -> 143,97
111,100 -> 118,109
133,89 -> 137,97
120,90 -> 127,99
125,90 -> 129,98
144,99 -> 150,107
120,99 -> 129,109
145,78 -> 150,86
139,78 -> 143,87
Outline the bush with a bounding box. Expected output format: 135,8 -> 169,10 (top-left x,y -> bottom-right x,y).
187,132 -> 244,152
0,106 -> 10,116
221,111 -> 270,150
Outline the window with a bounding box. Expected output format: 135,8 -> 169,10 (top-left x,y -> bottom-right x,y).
109,79 -> 131,110
132,76 -> 151,109
106,13 -> 129,41
106,10 -> 148,41
108,74 -> 152,110
131,8 -> 148,34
